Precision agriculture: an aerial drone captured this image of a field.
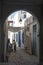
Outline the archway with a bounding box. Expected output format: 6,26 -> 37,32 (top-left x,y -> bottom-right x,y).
4,10 -> 40,64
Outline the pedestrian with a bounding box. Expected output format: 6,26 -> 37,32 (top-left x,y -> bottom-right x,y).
7,38 -> 12,55
7,38 -> 10,52
6,38 -> 10,62
12,40 -> 16,52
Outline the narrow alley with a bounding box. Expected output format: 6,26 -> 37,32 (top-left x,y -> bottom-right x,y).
3,10 -> 40,65
8,47 -> 38,65
0,0 -> 42,64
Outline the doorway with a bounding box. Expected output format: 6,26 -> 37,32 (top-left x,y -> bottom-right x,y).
32,24 -> 37,55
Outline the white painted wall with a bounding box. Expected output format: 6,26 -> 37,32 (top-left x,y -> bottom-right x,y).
8,31 -> 14,44
24,16 -> 40,61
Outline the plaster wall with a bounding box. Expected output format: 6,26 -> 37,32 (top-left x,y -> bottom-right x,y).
4,19 -> 8,61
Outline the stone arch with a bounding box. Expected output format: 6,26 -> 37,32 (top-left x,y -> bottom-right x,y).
4,9 -> 40,62
1,3 -> 41,62
5,8 -> 40,23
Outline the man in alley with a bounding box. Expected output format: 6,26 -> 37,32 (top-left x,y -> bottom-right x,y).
12,40 -> 16,52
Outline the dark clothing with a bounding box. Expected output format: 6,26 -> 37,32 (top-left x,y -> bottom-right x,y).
14,45 -> 16,52
12,40 -> 16,52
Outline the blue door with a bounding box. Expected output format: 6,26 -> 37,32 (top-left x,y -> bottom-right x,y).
16,34 -> 18,42
18,31 -> 21,47
32,24 -> 37,55
22,32 -> 24,44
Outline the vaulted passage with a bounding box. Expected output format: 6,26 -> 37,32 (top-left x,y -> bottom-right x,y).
3,10 -> 40,65
0,0 -> 43,65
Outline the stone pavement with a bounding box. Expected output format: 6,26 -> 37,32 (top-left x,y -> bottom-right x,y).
6,47 -> 39,65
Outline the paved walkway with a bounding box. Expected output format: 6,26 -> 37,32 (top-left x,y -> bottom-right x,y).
7,47 -> 39,65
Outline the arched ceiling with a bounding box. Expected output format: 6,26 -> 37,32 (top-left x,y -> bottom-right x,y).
2,0 -> 42,5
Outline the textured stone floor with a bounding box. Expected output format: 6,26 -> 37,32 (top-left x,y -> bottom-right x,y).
6,47 -> 39,65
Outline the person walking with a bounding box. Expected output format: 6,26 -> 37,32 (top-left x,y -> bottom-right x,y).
12,40 -> 16,52
6,38 -> 10,62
